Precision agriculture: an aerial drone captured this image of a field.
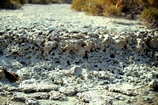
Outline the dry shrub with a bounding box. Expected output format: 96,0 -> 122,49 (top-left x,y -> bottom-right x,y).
103,4 -> 120,16
0,0 -> 22,9
140,7 -> 158,23
71,0 -> 108,15
71,0 -> 119,16
90,4 -> 103,15
29,0 -> 42,4
20,0 -> 29,4
41,0 -> 51,4
82,4 -> 103,15
72,0 -> 157,17
51,0 -> 62,3
30,0 -> 61,4
71,0 -> 86,11
148,0 -> 156,5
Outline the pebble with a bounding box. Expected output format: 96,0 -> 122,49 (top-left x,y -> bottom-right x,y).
30,92 -> 49,99
49,90 -> 68,101
25,98 -> 39,105
59,86 -> 76,96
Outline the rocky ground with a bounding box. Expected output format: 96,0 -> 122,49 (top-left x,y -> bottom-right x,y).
0,4 -> 158,105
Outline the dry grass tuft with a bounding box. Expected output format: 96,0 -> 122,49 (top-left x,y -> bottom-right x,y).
140,7 -> 158,23
103,4 -> 120,16
71,0 -> 86,11
71,0 -> 119,16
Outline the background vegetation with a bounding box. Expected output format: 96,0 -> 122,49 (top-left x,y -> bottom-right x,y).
0,0 -> 157,26
71,0 -> 158,25
0,0 -> 22,9
0,0 -> 66,9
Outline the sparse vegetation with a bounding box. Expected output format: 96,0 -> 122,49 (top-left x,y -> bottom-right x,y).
140,7 -> 158,20
140,7 -> 158,23
138,0 -> 158,25
0,0 -> 63,9
71,0 -> 158,26
51,0 -> 62,3
71,0 -> 86,11
103,4 -> 120,16
29,0 -> 53,4
0,0 -> 157,26
0,0 -> 22,9
20,0 -> 29,4
71,0 -> 118,15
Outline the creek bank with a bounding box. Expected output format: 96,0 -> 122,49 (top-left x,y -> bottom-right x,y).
0,4 -> 158,105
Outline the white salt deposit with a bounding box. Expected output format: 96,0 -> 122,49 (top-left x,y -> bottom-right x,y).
0,4 -> 158,105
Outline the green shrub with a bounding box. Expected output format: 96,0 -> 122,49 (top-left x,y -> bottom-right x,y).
0,0 -> 22,9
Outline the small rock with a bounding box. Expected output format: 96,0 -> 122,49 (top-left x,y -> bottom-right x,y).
71,66 -> 82,78
125,99 -> 131,103
49,90 -> 68,101
132,71 -> 139,77
149,37 -> 158,49
25,98 -> 39,105
144,97 -> 153,103
53,77 -> 63,85
59,86 -> 76,96
30,92 -> 49,99
148,79 -> 158,91
12,92 -> 26,102
0,30 -> 5,34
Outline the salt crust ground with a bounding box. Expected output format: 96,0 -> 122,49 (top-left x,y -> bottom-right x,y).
0,4 -> 158,105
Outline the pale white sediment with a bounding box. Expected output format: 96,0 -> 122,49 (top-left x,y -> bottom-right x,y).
0,4 -> 158,105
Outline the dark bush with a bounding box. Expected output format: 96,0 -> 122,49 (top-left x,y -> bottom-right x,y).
20,0 -> 29,4
0,0 -> 22,9
29,0 -> 61,4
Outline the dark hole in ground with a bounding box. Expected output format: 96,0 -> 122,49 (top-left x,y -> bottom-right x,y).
110,54 -> 115,58
103,48 -> 106,52
137,59 -> 140,61
12,52 -> 19,55
75,61 -> 80,65
21,61 -> 26,66
0,51 -> 3,55
94,65 -> 98,67
153,85 -> 158,92
81,43 -> 86,47
156,75 -> 158,79
83,52 -> 88,60
98,69 -> 102,71
67,60 -> 70,66
55,61 -> 60,64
